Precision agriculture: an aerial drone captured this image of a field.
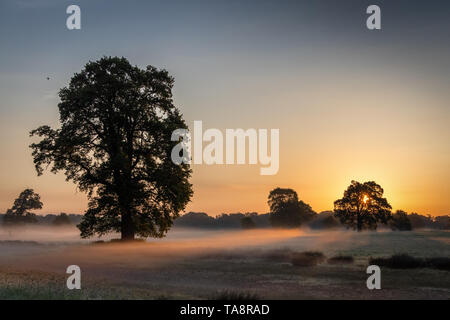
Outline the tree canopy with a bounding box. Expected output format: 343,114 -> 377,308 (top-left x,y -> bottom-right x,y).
30,57 -> 193,240
334,180 -> 392,231
3,189 -> 42,225
268,188 -> 315,228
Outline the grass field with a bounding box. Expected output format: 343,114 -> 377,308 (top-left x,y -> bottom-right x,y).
0,227 -> 449,299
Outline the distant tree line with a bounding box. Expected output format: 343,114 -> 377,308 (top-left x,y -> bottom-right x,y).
0,212 -> 82,226
172,210 -> 449,231
0,189 -> 81,227
2,210 -> 447,230
174,212 -> 271,229
173,182 -> 449,231
2,184 -> 449,232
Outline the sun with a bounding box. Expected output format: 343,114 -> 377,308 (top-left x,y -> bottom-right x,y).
362,195 -> 369,204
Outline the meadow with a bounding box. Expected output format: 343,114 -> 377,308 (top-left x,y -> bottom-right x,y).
0,227 -> 449,299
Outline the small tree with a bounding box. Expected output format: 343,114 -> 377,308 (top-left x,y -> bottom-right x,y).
433,215 -> 450,230
240,216 -> 256,229
268,188 -> 315,228
3,189 -> 42,226
408,213 -> 433,229
389,210 -> 412,231
334,180 -> 391,231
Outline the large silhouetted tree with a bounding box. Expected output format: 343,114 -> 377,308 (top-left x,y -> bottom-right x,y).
30,57 -> 193,240
268,188 -> 315,228
334,180 -> 391,231
3,189 -> 41,225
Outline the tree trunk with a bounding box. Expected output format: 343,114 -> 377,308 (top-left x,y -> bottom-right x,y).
357,213 -> 362,232
121,212 -> 135,241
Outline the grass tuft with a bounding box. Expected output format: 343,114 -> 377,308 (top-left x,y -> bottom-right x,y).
209,289 -> 261,300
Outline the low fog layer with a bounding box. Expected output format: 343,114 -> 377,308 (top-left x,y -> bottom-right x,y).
1,226 -> 448,278
0,226 -> 355,270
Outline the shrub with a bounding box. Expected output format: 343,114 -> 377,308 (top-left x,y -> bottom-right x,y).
370,254 -> 450,270
308,211 -> 341,230
425,257 -> 450,271
240,216 -> 256,229
262,248 -> 293,262
369,254 -> 424,269
291,251 -> 326,267
328,255 -> 354,264
389,210 -> 412,231
52,213 -> 72,226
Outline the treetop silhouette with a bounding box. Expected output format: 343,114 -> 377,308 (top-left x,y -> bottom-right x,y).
268,187 -> 315,228
334,180 -> 392,231
3,188 -> 42,225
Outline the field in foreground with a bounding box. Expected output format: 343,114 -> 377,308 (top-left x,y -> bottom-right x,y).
0,227 -> 449,299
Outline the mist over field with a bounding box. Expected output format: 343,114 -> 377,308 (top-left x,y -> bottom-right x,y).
0,223 -> 449,300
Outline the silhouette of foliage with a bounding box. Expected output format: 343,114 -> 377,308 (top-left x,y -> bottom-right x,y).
425,257 -> 450,270
327,255 -> 354,264
334,181 -> 392,231
268,188 -> 315,228
407,213 -> 433,229
308,211 -> 341,229
174,212 -> 269,229
240,216 -> 256,229
389,210 -> 412,231
3,189 -> 41,226
370,254 -> 450,270
30,57 -> 193,240
52,213 -> 72,226
369,254 -> 423,269
433,215 -> 450,230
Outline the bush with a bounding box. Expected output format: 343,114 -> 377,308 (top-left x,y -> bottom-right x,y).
425,257 -> 450,271
369,254 -> 424,269
262,248 -> 293,263
52,213 -> 72,226
210,290 -> 261,300
389,210 -> 412,231
370,254 -> 450,270
328,255 -> 354,264
291,251 -> 326,267
308,211 -> 341,230
240,216 -> 256,229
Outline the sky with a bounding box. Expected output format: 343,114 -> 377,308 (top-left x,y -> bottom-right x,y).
0,0 -> 449,216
